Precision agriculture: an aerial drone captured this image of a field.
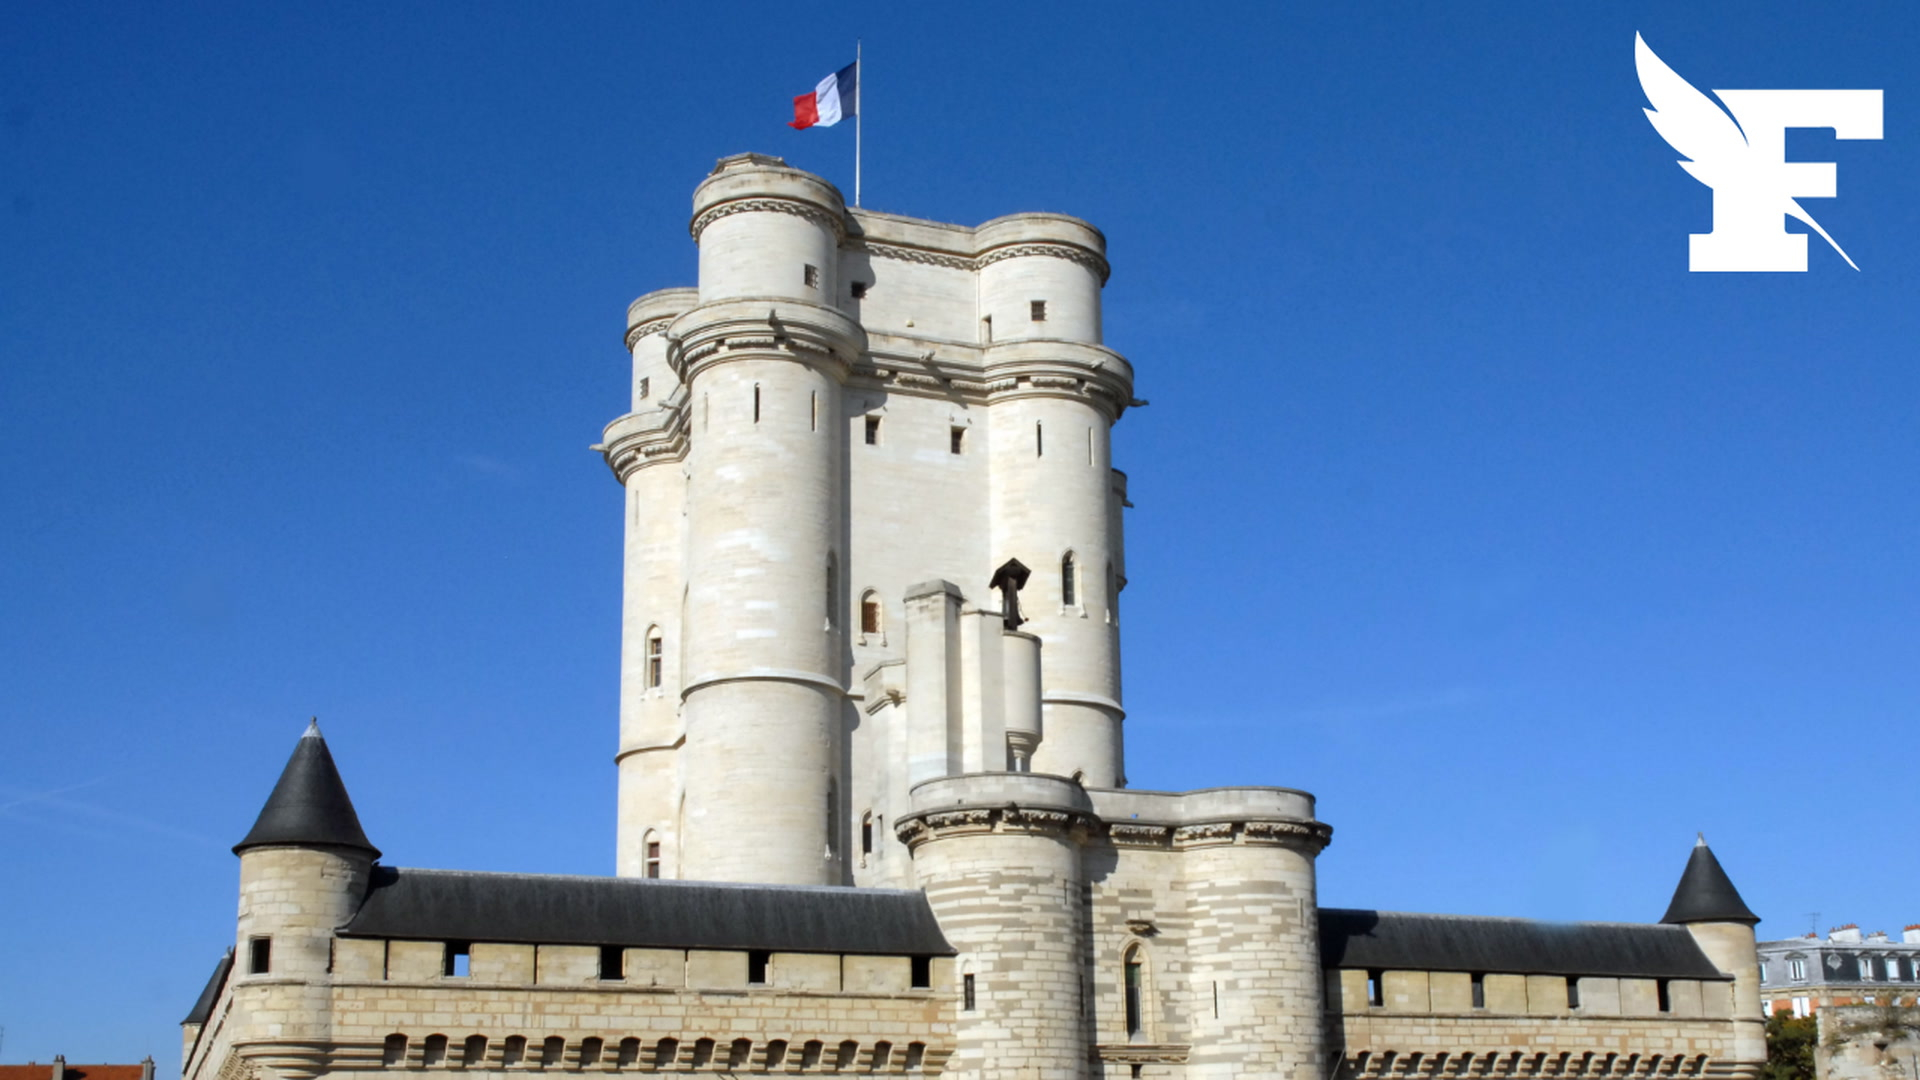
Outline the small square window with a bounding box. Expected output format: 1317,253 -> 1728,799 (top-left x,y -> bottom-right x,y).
803,264 -> 819,288
911,955 -> 932,989
1030,300 -> 1047,322
444,942 -> 470,978
850,281 -> 868,299
864,416 -> 881,446
599,945 -> 624,981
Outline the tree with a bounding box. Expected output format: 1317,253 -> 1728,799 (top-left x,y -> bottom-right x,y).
1764,1009 -> 1818,1080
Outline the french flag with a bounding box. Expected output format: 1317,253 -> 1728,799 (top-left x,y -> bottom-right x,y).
789,61 -> 858,130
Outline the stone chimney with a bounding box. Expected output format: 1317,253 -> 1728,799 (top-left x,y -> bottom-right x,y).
1867,930 -> 1890,943
50,1057 -> 66,1080
1903,924 -> 1920,945
1830,924 -> 1863,943
141,1057 -> 156,1080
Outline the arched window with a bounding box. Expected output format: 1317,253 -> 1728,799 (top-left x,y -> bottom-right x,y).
383,1035 -> 408,1067
1123,946 -> 1146,1037
860,591 -> 882,638
644,829 -> 662,879
645,627 -> 665,690
463,1036 -> 488,1067
422,1035 -> 448,1067
1061,552 -> 1077,607
861,811 -> 874,858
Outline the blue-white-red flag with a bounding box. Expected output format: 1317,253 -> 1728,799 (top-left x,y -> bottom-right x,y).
789,61 -> 858,130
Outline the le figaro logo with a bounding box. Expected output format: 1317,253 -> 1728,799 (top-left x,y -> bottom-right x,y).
1636,33 -> 1882,272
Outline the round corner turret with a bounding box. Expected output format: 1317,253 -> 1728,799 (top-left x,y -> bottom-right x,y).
691,155 -> 848,305
976,213 -> 1109,346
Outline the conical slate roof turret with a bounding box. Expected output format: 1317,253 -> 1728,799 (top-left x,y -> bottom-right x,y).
1660,834 -> 1758,926
233,720 -> 380,858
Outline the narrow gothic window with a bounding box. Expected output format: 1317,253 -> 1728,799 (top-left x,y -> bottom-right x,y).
645,834 -> 661,878
248,936 -> 271,975
865,415 -> 881,445
861,812 -> 874,855
1061,553 -> 1077,607
963,973 -> 977,1010
824,781 -> 837,857
951,426 -> 965,454
646,628 -> 663,689
1035,421 -> 1043,457
1657,979 -> 1671,1012
752,384 -> 760,423
1031,299 -> 1047,322
981,315 -> 992,343
810,391 -> 818,431
1471,972 -> 1486,1009
1124,949 -> 1144,1035
825,556 -> 838,630
1367,970 -> 1383,1007
860,592 -> 881,636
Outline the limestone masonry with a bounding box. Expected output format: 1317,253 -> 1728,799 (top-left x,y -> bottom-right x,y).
179,154 -> 1770,1080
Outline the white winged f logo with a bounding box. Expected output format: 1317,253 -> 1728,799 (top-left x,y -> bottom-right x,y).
1635,33 -> 1882,272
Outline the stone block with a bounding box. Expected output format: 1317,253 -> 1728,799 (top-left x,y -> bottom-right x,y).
1579,977 -> 1622,1015
473,943 -> 534,984
687,950 -> 748,989
1485,974 -> 1529,1014
1430,971 -> 1473,1013
536,944 -> 599,986
389,940 -> 444,981
1385,970 -> 1431,1013
1621,978 -> 1660,1016
334,938 -> 386,981
624,948 -> 685,988
773,952 -> 841,992
844,955 -> 909,993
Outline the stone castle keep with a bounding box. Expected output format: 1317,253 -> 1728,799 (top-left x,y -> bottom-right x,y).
180,154 -> 1770,1080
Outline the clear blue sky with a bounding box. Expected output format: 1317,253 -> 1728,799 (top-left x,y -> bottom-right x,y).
3,0 -> 1915,1060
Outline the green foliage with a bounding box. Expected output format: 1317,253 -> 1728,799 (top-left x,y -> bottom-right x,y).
1764,1009 -> 1818,1080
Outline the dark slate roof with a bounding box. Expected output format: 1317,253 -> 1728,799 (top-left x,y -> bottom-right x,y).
1661,837 -> 1760,926
341,867 -> 955,956
182,947 -> 233,1024
1319,909 -> 1729,980
234,720 -> 379,858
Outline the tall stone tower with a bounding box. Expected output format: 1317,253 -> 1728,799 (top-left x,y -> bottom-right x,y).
602,153 -> 1135,885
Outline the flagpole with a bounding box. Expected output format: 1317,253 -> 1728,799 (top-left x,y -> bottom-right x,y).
854,38 -> 862,207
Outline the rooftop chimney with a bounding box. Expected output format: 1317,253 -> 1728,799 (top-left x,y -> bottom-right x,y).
1903,925 -> 1920,945
51,1057 -> 66,1080
1830,924 -> 1863,943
